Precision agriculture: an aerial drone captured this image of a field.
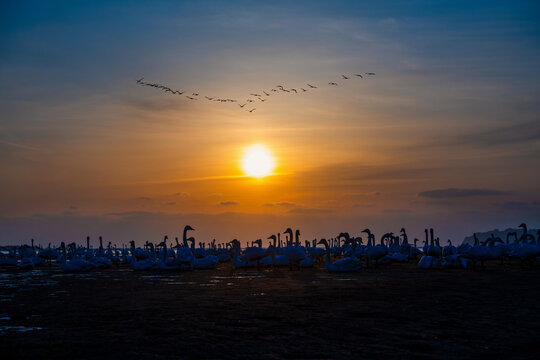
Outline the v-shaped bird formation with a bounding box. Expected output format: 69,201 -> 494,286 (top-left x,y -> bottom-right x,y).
135,72 -> 376,113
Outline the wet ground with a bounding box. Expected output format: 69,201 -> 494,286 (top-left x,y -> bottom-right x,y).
1,262 -> 539,359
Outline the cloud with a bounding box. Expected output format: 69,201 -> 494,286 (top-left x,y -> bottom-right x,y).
106,211 -> 156,217
219,201 -> 238,206
263,202 -> 296,207
288,207 -> 331,214
459,120 -> 540,147
418,188 -> 509,199
175,192 -> 189,197
499,201 -> 540,212
352,203 -> 375,208
135,196 -> 152,201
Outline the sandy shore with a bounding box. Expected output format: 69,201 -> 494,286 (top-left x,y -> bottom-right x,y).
1,262 -> 540,359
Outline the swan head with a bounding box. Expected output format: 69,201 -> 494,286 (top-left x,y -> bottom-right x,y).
400,228 -> 406,234
284,227 -> 293,235
361,228 -> 371,234
267,235 -> 276,240
184,225 -> 195,232
518,223 -> 526,229
317,238 -> 329,247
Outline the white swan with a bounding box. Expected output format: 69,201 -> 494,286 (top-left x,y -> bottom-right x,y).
318,239 -> 363,272
60,243 -> 94,272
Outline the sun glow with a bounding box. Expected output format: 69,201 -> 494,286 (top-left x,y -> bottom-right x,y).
242,145 -> 275,178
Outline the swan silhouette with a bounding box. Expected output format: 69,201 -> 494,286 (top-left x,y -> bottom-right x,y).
318,239 -> 362,272
61,243 -> 94,272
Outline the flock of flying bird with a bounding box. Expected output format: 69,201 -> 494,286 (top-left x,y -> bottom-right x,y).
135,72 -> 376,113
2,223 -> 540,273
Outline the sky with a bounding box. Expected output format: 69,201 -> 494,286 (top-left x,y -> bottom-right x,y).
1,0 -> 540,247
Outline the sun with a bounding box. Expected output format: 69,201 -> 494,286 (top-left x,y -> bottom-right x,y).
242,145 -> 275,178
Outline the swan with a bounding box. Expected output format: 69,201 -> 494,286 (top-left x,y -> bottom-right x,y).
130,241 -> 157,271
461,233 -> 497,270
361,229 -> 388,266
157,237 -> 181,270
443,240 -> 457,257
426,229 -> 442,257
318,239 -> 363,272
230,239 -> 257,268
281,228 -> 306,270
61,243 -> 95,272
182,226 -> 219,270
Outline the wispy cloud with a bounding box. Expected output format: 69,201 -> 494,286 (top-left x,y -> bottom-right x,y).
262,202 -> 296,207
499,201 -> 540,212
0,140 -> 42,152
135,196 -> 152,201
418,188 -> 509,199
381,209 -> 411,213
219,201 -> 239,206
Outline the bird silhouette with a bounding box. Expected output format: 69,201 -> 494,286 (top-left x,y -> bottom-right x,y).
248,108 -> 256,113
136,72 -> 377,111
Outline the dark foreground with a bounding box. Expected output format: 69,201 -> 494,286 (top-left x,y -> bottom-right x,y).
1,262 -> 540,359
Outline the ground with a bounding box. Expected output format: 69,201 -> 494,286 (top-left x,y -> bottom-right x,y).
1,261 -> 540,359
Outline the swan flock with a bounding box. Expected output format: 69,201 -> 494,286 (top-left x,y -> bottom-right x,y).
2,224 -> 540,273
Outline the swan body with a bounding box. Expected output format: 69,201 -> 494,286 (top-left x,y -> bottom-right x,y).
319,239 -> 363,272
193,255 -> 219,269
62,257 -> 95,272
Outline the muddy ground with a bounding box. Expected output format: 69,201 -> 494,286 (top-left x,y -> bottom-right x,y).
1,261 -> 539,359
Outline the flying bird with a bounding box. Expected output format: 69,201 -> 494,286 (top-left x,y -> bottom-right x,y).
257,97 -> 266,102
247,99 -> 254,103
136,77 -> 144,84
248,108 -> 256,113
205,96 -> 214,100
354,74 -> 363,78
329,82 -> 338,86
250,93 -> 261,97
186,96 -> 197,100
301,88 -> 307,92
290,89 -> 297,93
341,75 -> 349,79
192,93 -> 199,96
365,72 -> 376,75
238,103 -> 246,108
307,84 -> 317,88
263,91 -> 270,96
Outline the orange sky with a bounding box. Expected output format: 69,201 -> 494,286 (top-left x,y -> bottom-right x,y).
1,1 -> 539,246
